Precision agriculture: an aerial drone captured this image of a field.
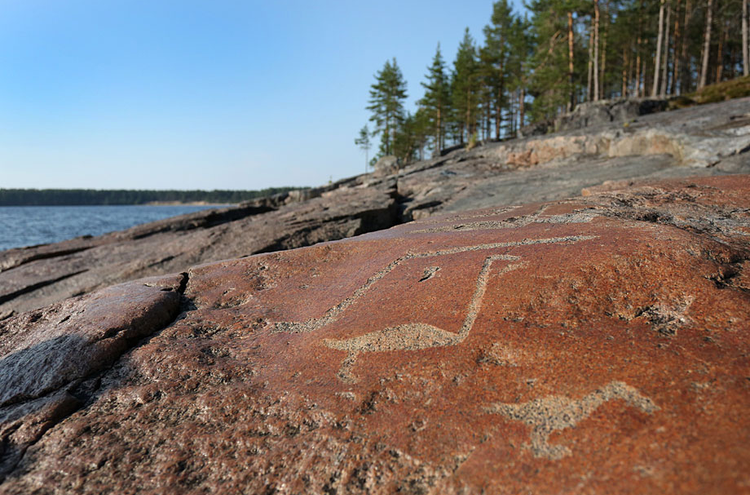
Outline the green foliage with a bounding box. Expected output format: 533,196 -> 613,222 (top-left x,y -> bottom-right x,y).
526,0 -> 570,121
0,188 -> 302,206
393,108 -> 430,164
354,125 -> 371,151
354,125 -> 372,170
480,0 -> 515,138
451,28 -> 481,144
670,76 -> 750,107
366,58 -> 408,157
467,131 -> 479,150
359,0 -> 749,153
419,44 -> 451,154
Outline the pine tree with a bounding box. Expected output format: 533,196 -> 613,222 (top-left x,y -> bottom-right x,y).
483,0 -> 516,140
653,0 -> 666,95
451,28 -> 480,144
393,109 -> 430,164
419,45 -> 451,155
507,15 -> 534,130
366,59 -> 408,157
354,125 -> 372,173
744,0 -> 749,76
527,0 -> 570,120
699,0 -> 713,89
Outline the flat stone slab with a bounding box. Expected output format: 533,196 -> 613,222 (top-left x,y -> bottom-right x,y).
1,176 -> 749,494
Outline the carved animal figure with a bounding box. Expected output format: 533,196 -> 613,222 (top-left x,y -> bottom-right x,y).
486,381 -> 659,459
271,235 -> 595,381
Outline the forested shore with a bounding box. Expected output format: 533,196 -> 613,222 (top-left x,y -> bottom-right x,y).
0,188 -> 302,206
359,0 -> 750,165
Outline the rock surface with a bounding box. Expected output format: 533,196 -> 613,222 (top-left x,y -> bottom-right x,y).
1,98 -> 749,317
1,175 -> 748,494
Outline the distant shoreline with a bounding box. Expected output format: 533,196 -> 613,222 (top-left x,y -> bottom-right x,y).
0,203 -> 233,207
140,202 -> 232,207
0,187 -> 304,207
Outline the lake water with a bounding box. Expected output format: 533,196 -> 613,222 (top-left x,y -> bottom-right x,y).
0,205 -> 219,252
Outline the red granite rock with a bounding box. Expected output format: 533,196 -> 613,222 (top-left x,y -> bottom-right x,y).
0,176 -> 749,494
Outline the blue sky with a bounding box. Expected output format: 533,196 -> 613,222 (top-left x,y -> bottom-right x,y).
0,0 -> 523,190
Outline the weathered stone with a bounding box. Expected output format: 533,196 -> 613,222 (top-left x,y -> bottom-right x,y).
0,176 -> 748,494
373,155 -> 400,177
555,98 -> 669,131
0,273 -> 184,480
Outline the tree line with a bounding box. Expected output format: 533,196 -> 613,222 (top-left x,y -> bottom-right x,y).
0,188 -> 301,206
358,0 -> 750,166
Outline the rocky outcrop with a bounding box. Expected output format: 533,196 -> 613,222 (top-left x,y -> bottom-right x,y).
0,176 -> 748,494
373,155 -> 400,177
556,98 -> 669,131
2,97 -> 749,316
519,98 -> 669,137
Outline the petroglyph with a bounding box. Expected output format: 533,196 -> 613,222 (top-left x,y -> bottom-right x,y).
324,257 -> 527,381
412,210 -> 598,234
270,235 -> 596,381
270,235 -> 595,336
486,381 -> 659,460
422,205 -> 522,224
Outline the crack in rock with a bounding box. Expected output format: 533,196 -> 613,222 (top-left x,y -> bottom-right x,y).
0,271 -> 191,481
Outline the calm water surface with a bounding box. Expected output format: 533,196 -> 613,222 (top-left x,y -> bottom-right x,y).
0,205 -> 218,252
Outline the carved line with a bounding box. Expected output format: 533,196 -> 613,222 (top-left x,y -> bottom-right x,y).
270,235 -> 596,335
270,235 -> 597,382
412,209 -> 597,234
421,205 -> 523,224
323,256 -> 525,354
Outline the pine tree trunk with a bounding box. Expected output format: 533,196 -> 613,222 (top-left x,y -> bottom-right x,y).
385,120 -> 391,156
466,91 -> 471,143
594,0 -> 600,101
699,0 -> 713,89
588,24 -> 595,100
744,0 -> 749,76
672,0 -> 682,95
628,41 -> 635,96
715,19 -> 725,83
568,11 -> 576,111
653,0 -> 666,96
635,42 -> 641,97
519,86 -> 525,128
661,1 -> 671,97
495,88 -> 501,140
486,95 -> 491,142
498,83 -> 504,139
508,91 -> 516,137
622,46 -> 628,97
436,107 -> 442,155
600,4 -> 608,99
680,0 -> 693,92
636,0 -> 644,96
